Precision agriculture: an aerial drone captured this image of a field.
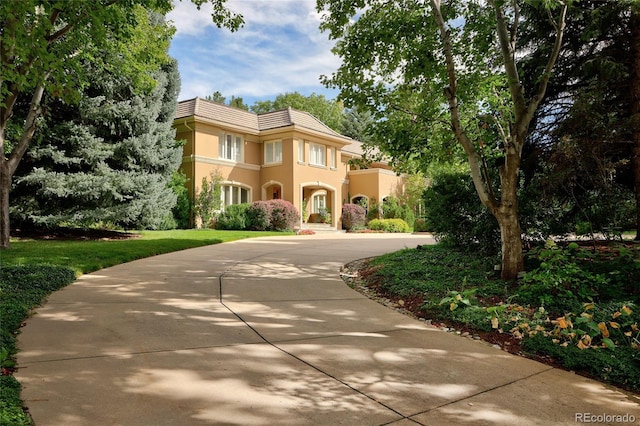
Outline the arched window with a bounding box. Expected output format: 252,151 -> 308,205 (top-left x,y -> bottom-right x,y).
222,184 -> 249,207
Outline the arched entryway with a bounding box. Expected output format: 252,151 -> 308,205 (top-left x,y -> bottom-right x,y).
262,180 -> 283,201
300,182 -> 337,227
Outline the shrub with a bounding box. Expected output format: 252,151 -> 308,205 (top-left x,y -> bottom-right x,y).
413,218 -> 430,232
246,201 -> 272,231
368,218 -> 410,233
517,241 -> 610,315
342,203 -> 366,230
268,199 -> 299,231
215,203 -> 249,230
423,171 -> 500,254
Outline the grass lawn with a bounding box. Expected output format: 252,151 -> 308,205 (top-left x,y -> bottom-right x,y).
2,229 -> 290,275
0,229 -> 291,425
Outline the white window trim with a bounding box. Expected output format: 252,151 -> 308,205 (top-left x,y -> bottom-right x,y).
221,183 -> 251,208
219,133 -> 244,163
297,140 -> 306,164
309,143 -> 326,167
330,146 -> 336,169
264,140 -> 283,165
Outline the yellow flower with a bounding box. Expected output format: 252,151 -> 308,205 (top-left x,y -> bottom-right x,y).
491,317 -> 499,329
583,302 -> 595,311
622,305 -> 633,315
556,317 -> 568,329
598,322 -> 609,338
612,311 -> 622,319
577,335 -> 592,350
609,321 -> 620,329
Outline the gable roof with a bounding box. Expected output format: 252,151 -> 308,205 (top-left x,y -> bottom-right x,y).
175,97 -> 351,142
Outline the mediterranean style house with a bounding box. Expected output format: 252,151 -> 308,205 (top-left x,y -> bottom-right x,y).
173,97 -> 407,229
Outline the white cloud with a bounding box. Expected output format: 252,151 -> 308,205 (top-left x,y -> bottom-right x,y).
167,0 -> 340,104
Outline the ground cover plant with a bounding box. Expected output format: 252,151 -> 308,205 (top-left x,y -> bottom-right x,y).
346,241 -> 640,393
0,228 -> 290,424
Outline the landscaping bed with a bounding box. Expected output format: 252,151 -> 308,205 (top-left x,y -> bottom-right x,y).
340,241 -> 640,394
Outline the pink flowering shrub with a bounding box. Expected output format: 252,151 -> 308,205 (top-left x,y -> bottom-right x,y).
268,199 -> 299,231
341,203 -> 366,230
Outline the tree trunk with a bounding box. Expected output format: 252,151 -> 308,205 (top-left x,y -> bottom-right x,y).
0,162 -> 10,249
630,8 -> 640,241
496,206 -> 524,281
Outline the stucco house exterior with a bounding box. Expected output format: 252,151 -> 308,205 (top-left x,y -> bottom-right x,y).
173,97 -> 407,229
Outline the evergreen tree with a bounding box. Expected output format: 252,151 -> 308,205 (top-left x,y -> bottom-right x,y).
11,56 -> 182,230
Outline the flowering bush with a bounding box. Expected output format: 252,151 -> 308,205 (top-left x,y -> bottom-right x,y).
298,229 -> 316,235
341,203 -> 366,230
268,199 -> 298,231
246,201 -> 272,231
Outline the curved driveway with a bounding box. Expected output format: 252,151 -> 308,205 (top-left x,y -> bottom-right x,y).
16,233 -> 640,425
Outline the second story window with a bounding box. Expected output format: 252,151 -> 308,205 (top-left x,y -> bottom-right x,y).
309,143 -> 326,167
297,140 -> 305,163
220,134 -> 243,162
264,140 -> 282,164
330,147 -> 336,168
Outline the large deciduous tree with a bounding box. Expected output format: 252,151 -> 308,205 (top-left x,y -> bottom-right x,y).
518,1 -> 638,239
318,0 -> 568,280
0,0 -> 243,248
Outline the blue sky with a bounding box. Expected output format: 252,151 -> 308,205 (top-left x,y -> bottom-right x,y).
167,0 -> 341,106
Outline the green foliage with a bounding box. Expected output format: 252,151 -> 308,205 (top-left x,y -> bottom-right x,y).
215,204 -> 249,230
0,376 -> 30,426
381,196 -> 415,227
523,332 -> 640,392
194,172 -> 223,228
340,107 -> 374,142
413,218 -> 430,232
368,245 -> 494,301
422,171 -> 500,254
439,289 -> 477,311
362,240 -> 640,392
11,52 -> 183,230
0,264 -> 75,425
169,171 -> 192,229
341,203 -> 366,230
367,218 -> 410,233
246,201 -> 272,231
517,241 -> 613,314
268,199 -> 299,231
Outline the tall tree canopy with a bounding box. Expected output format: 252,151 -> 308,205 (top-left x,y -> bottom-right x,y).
318,0 -> 568,279
519,1 -> 639,238
0,0 -> 243,248
11,28 -> 182,230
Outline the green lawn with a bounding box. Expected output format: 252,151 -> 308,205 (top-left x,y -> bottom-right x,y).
2,229 -> 291,276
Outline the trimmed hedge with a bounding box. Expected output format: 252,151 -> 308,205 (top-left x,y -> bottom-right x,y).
368,218 -> 411,233
342,203 -> 366,230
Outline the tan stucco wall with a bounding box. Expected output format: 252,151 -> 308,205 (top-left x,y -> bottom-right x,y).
174,114 -> 404,229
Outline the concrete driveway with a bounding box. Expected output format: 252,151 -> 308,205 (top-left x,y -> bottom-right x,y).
16,233 -> 640,425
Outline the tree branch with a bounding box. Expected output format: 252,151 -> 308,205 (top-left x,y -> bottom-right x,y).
6,82 -> 46,176
430,0 -> 497,211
